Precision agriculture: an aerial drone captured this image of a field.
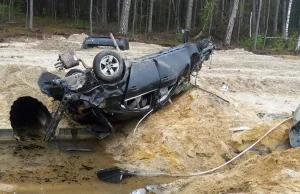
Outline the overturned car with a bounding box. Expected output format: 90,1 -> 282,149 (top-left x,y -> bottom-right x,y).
11,40 -> 214,141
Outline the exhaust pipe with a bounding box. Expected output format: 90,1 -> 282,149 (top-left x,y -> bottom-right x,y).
10,97 -> 51,141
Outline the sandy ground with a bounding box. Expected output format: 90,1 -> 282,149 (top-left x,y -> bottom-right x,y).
0,34 -> 165,71
0,140 -> 176,194
1,35 -> 300,193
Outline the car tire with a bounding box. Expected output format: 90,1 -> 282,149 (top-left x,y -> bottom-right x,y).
93,51 -> 124,83
65,69 -> 84,77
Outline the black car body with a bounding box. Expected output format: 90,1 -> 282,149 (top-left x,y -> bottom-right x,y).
37,40 -> 214,140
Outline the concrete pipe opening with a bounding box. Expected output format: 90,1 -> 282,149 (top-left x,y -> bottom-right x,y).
10,97 -> 51,141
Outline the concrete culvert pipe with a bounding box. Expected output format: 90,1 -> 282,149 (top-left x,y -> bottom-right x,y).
10,97 -> 51,141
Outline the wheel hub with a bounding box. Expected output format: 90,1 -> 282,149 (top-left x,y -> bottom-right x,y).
100,55 -> 120,76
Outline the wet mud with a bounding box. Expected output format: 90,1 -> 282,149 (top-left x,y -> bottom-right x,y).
0,140 -> 176,194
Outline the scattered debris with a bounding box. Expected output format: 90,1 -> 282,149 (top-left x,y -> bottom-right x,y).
131,188 -> 147,194
96,167 -> 135,183
194,86 -> 230,103
65,148 -> 93,152
221,82 -> 229,92
257,112 -> 265,118
80,165 -> 94,171
267,113 -> 291,120
230,126 -> 251,132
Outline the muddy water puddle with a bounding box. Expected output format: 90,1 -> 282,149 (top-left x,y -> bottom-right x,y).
0,140 -> 176,194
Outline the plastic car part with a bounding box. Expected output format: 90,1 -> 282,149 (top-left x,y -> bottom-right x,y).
82,36 -> 130,50
38,72 -> 61,93
93,51 -> 125,83
96,167 -> 134,183
289,105 -> 300,148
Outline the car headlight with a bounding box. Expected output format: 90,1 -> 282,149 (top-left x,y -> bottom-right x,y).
64,73 -> 86,91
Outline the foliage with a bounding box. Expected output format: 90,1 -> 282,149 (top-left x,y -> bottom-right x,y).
241,36 -> 264,49
0,0 -> 299,54
268,37 -> 285,51
14,3 -> 23,15
175,32 -> 183,42
0,3 -> 23,16
267,32 -> 298,51
240,32 -> 299,52
0,4 -> 9,12
287,32 -> 298,51
199,1 -> 215,26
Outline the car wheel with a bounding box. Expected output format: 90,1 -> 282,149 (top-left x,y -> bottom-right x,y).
65,69 -> 84,77
93,51 -> 124,83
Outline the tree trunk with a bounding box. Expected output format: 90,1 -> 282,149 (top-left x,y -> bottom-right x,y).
250,12 -> 252,38
272,0 -> 280,36
282,0 -> 287,38
77,4 -> 80,25
132,0 -> 137,34
221,0 -> 224,18
73,0 -> 77,25
185,0 -> 194,30
54,0 -> 57,20
8,0 -> 10,22
192,0 -> 197,29
158,0 -> 161,30
208,1 -> 215,36
254,0 -> 262,50
25,0 -> 28,28
11,0 -> 14,22
170,0 -> 176,31
120,0 -> 132,35
251,0 -> 256,36
296,34 -> 300,53
29,0 -> 33,29
145,0 -> 149,34
285,0 -> 293,47
167,0 -> 171,31
262,0 -> 266,31
101,0 -> 107,26
175,0 -> 181,32
263,0 -> 271,49
117,0 -> 120,27
237,0 -> 244,41
296,14 -> 300,53
89,0 -> 93,35
147,0 -> 154,33
224,0 -> 239,46
2,0 -> 4,23
95,0 -> 99,27
140,0 -> 142,32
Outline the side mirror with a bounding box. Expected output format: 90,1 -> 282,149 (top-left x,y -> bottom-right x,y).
58,51 -> 80,69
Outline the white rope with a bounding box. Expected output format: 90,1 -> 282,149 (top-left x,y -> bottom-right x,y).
133,109 -> 154,134
133,117 -> 292,177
